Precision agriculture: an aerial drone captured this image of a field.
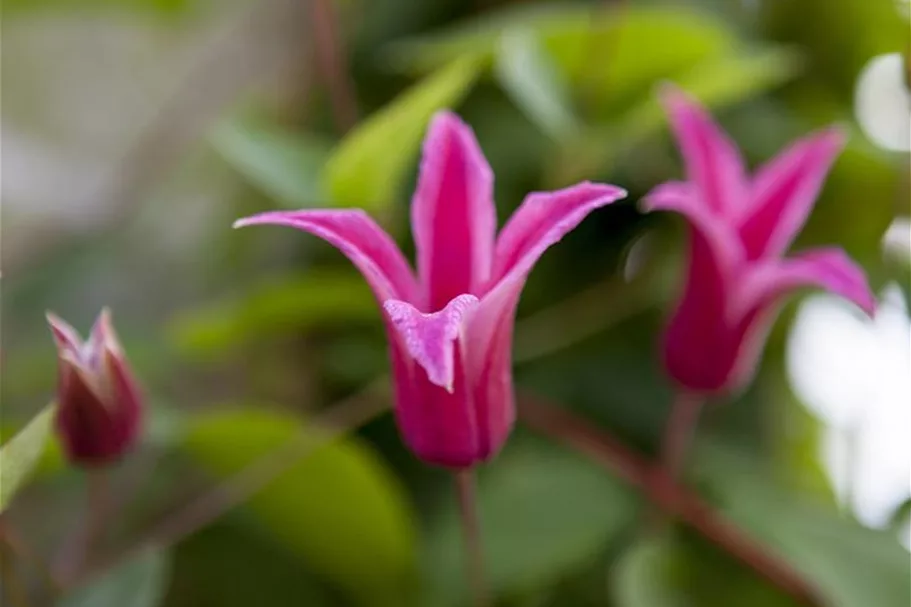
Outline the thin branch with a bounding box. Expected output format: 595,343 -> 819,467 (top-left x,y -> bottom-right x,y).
518,394 -> 824,607
0,518 -> 60,599
54,468 -> 113,586
309,0 -> 359,132
0,540 -> 30,607
454,470 -> 489,607
659,391 -> 704,480
72,378 -> 390,588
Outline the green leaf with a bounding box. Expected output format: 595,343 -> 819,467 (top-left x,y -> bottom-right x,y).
167,519 -> 333,607
0,403 -> 56,512
322,56 -> 481,210
556,47 -> 800,184
211,117 -> 334,208
59,548 -> 169,607
618,46 -> 801,146
494,27 -> 580,140
699,447 -> 911,607
424,437 -> 638,605
388,6 -> 739,105
612,535 -> 686,607
181,407 -> 417,605
2,0 -> 194,16
167,271 -> 376,359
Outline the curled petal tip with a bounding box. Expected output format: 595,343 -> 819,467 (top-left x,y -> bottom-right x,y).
384,295 -> 479,390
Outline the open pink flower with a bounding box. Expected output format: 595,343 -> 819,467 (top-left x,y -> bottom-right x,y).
235,111 -> 626,467
644,86 -> 876,395
47,309 -> 144,466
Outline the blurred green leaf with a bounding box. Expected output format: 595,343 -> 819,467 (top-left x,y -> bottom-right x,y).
558,46 -> 800,183
323,56 -> 481,210
166,518 -> 334,607
167,272 -> 375,359
389,6 -> 743,108
699,446 -> 911,607
618,47 -> 801,145
60,548 -> 170,607
494,27 -> 579,140
182,407 -> 417,605
612,535 -> 685,607
424,437 -> 638,606
2,0 -> 193,16
211,117 -> 334,208
0,403 -> 55,512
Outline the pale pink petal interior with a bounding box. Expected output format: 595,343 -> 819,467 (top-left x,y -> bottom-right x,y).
383,294 -> 480,392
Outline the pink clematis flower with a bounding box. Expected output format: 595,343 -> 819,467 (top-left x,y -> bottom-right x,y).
235,111 -> 627,467
644,86 -> 877,395
47,309 -> 144,466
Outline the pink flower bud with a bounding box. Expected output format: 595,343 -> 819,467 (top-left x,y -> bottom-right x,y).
47,308 -> 143,466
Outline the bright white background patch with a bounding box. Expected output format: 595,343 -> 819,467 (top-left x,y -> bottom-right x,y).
788,284 -> 911,547
854,53 -> 911,152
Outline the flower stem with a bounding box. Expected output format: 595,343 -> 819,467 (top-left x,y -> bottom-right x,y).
518,394 -> 823,606
454,469 -> 489,607
659,391 -> 704,480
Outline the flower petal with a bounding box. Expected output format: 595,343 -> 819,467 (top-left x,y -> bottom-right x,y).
734,248 -> 877,320
234,210 -> 419,304
659,84 -> 748,215
46,312 -> 83,356
739,128 -> 846,259
411,112 -> 496,310
643,180 -> 744,271
492,181 -> 627,285
383,294 -> 479,392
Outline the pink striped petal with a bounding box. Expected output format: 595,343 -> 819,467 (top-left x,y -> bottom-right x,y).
643,180 -> 744,271
383,294 -> 479,392
411,112 -> 496,311
492,182 -> 627,285
739,128 -> 846,259
234,210 -> 418,305
660,85 -> 748,215
47,312 -> 83,355
734,247 -> 877,321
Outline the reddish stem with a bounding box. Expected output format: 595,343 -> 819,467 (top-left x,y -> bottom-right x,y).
518,394 -> 823,607
454,469 -> 489,607
659,391 -> 704,480
310,0 -> 358,132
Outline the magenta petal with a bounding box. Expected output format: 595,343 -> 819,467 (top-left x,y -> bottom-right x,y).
643,180 -> 744,270
411,112 -> 496,310
383,294 -> 479,391
659,85 -> 748,215
492,181 -> 627,285
739,128 -> 846,259
235,210 -> 419,305
735,247 -> 877,319
46,312 -> 83,357
661,214 -> 742,393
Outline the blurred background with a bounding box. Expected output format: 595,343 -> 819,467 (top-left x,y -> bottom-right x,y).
2,0 -> 909,605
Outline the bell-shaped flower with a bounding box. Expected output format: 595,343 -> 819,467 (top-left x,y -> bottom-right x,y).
235,111 -> 626,467
644,86 -> 876,395
47,308 -> 144,466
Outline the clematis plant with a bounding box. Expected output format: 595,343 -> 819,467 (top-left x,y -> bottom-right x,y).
644,86 -> 876,398
235,111 -> 627,468
47,308 -> 144,467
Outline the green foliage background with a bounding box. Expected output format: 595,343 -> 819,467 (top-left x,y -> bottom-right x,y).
1,0 -> 908,605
